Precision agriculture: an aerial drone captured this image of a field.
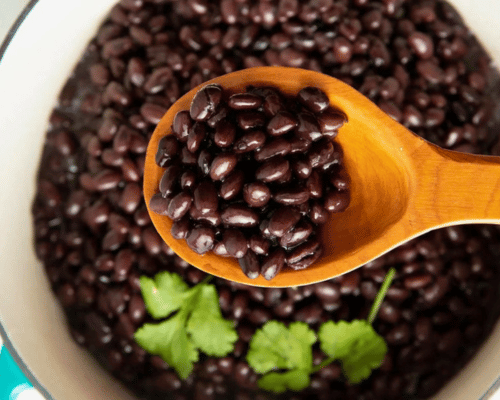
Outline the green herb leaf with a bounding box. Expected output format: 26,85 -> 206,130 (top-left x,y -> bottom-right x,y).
186,285 -> 238,356
135,272 -> 237,379
247,321 -> 316,374
140,272 -> 191,319
257,369 -> 311,393
134,313 -> 199,379
318,320 -> 387,384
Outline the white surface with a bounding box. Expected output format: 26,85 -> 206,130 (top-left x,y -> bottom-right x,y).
0,0 -> 31,46
0,1 -> 500,400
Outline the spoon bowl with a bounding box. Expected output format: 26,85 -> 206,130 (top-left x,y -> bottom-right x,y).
144,66 -> 500,287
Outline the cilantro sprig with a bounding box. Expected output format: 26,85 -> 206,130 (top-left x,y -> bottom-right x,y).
246,268 -> 396,392
134,272 -> 238,379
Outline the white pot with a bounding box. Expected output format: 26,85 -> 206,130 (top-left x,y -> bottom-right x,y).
1,1 -> 500,399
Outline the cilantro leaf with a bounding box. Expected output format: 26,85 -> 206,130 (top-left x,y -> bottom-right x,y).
140,272 -> 191,319
258,370 -> 311,393
134,313 -> 199,379
247,321 -> 316,374
186,285 -> 238,356
135,272 -> 237,380
318,320 -> 387,384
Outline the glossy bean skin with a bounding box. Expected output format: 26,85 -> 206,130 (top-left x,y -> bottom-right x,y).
268,207 -> 301,237
254,138 -> 291,161
255,157 -> 290,182
297,87 -> 330,113
218,171 -> 243,201
167,191 -> 192,220
279,220 -> 313,248
221,205 -> 259,227
214,120 -> 236,148
238,251 -> 261,279
186,226 -> 215,254
266,111 -> 298,136
193,181 -> 219,215
261,249 -> 286,280
243,182 -> 271,207
210,153 -> 238,181
223,229 -> 248,258
228,93 -> 263,110
233,130 -> 266,153
190,84 -> 222,121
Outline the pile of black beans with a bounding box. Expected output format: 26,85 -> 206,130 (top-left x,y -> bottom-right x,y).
31,0 -> 500,399
149,84 -> 349,280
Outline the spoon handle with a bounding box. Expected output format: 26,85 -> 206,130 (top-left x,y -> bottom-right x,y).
411,143 -> 500,229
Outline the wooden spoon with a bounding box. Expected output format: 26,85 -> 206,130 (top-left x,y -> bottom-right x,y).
144,66 -> 500,288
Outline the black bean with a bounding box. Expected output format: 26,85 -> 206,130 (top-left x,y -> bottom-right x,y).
274,187 -> 310,205
268,206 -> 301,237
214,120 -> 236,148
249,235 -> 270,255
221,205 -> 259,227
187,122 -> 206,153
228,93 -> 263,110
243,182 -> 271,207
167,191 -> 192,220
261,249 -> 286,280
190,84 -> 222,121
255,157 -> 290,182
233,130 -> 266,153
238,251 -> 261,279
297,87 -> 330,113
193,181 -> 218,215
254,138 -> 291,161
324,190 -> 350,212
210,153 -> 238,181
219,170 -> 245,200
237,111 -> 266,130
266,111 -> 298,136
223,229 -> 248,258
296,112 -> 322,142
279,220 -> 313,248
186,226 -> 215,254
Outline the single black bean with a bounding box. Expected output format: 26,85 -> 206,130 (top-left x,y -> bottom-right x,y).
187,122 -> 206,153
171,217 -> 190,239
237,111 -> 266,130
193,181 -> 218,215
268,206 -> 301,237
255,157 -> 290,182
214,120 -> 236,148
297,87 -> 330,113
190,84 -> 222,121
286,239 -> 320,264
233,130 -> 267,153
279,220 -> 313,248
308,137 -> 335,168
243,182 -> 271,207
324,190 -> 350,212
186,226 -> 215,254
249,235 -> 270,255
274,187 -> 310,205
292,156 -> 312,179
238,251 -> 261,279
172,110 -> 192,142
221,205 -> 259,227
228,93 -> 263,110
310,201 -> 329,224
296,112 -> 322,142
219,170 -> 245,200
266,111 -> 298,136
210,153 -> 238,181
254,138 -> 291,161
167,191 -> 193,220
180,171 -> 197,190
261,249 -> 286,280
223,229 -> 248,258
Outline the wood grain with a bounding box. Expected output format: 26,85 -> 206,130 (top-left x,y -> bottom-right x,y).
143,66 -> 500,287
